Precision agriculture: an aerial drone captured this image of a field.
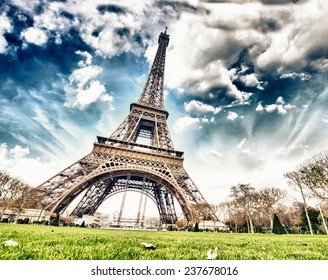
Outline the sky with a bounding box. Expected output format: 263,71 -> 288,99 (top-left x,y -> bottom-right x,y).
0,0 -> 327,217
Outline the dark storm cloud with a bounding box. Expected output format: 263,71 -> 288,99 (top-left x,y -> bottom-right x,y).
155,1 -> 209,15
59,10 -> 75,21
97,4 -> 127,15
207,10 -> 293,33
257,14 -> 291,33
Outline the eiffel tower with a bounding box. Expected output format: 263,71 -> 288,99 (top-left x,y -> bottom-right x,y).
38,29 -> 218,225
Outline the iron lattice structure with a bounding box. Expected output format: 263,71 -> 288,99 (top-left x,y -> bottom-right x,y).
37,30 -> 218,225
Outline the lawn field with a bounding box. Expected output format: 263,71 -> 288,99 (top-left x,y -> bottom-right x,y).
1,224 -> 328,260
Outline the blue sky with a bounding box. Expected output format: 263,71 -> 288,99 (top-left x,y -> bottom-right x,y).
0,0 -> 327,213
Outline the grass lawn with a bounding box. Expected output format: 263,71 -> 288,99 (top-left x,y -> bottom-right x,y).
1,224 -> 328,260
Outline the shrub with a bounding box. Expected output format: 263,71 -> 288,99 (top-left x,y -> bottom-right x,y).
50,214 -> 60,226
192,222 -> 199,232
272,213 -> 287,234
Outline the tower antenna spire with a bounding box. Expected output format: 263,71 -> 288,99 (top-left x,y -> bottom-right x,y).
137,29 -> 170,109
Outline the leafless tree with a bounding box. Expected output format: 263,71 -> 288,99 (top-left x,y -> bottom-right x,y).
229,184 -> 260,233
298,150 -> 328,200
284,171 -> 314,235
258,187 -> 287,229
219,199 -> 247,232
218,201 -> 233,230
0,170 -> 44,221
275,201 -> 302,230
284,150 -> 328,235
0,170 -> 22,218
191,203 -> 217,222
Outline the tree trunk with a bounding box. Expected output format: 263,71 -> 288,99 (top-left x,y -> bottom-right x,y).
300,186 -> 313,235
14,210 -> 21,223
0,201 -> 9,220
249,217 -> 254,234
318,204 -> 328,235
269,214 -> 274,230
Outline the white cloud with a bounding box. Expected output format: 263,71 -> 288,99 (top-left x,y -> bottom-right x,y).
256,1 -> 328,73
76,50 -> 93,67
229,66 -> 264,90
280,72 -> 311,80
228,68 -> 238,81
10,0 -> 42,14
256,96 -> 295,115
64,56 -> 113,110
266,104 -> 278,113
255,102 -> 264,112
0,143 -> 60,185
9,145 -> 30,159
65,1 -> 149,58
310,58 -> 328,71
173,116 -> 201,132
184,100 -> 221,114
70,66 -> 102,88
32,1 -> 78,32
237,138 -> 247,150
239,73 -> 263,89
199,1 -> 328,77
0,14 -> 12,53
164,13 -> 254,104
276,96 -> 285,104
21,27 -> 48,46
227,111 -> 239,121
173,116 -> 212,132
65,80 -> 112,110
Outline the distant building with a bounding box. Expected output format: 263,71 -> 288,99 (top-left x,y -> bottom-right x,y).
199,220 -> 228,231
74,214 -> 101,227
0,208 -> 49,223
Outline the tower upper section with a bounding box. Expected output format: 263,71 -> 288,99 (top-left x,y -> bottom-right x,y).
137,29 -> 170,109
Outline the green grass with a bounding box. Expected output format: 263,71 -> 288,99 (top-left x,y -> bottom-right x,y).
1,224 -> 328,260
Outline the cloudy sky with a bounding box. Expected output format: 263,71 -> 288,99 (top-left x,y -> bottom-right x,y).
0,0 -> 327,214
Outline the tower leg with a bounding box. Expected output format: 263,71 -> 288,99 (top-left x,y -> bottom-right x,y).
118,191 -> 127,226
142,194 -> 148,227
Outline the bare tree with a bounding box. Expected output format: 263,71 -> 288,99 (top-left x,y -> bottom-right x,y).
298,150 -> 328,200
229,184 -> 260,233
0,171 -> 22,218
0,170 -> 11,189
259,187 -> 287,229
12,182 -> 30,222
218,201 -> 233,230
275,201 -> 303,231
219,199 -> 248,232
191,203 -> 217,222
284,171 -> 314,235
0,170 -> 43,221
284,150 -> 328,235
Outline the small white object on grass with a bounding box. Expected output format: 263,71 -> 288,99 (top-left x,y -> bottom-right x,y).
3,240 -> 19,247
207,247 -> 218,260
141,242 -> 156,250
